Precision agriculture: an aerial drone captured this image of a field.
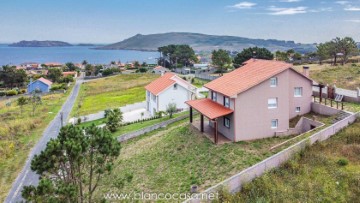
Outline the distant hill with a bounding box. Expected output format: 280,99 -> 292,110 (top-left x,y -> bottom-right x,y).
9,40 -> 73,47
76,43 -> 96,46
98,32 -> 316,53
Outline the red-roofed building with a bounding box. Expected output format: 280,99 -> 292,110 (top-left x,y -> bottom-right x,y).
145,72 -> 197,116
27,77 -> 53,93
186,59 -> 313,143
63,71 -> 78,78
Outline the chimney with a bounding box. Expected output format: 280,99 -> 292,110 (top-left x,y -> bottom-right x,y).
302,66 -> 309,77
161,71 -> 164,76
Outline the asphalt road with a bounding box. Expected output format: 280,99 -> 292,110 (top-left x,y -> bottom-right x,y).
5,78 -> 82,203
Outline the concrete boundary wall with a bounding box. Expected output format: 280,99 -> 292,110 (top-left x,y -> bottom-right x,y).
313,85 -> 360,103
71,101 -> 147,123
311,102 -> 341,116
185,111 -> 359,203
118,114 -> 189,142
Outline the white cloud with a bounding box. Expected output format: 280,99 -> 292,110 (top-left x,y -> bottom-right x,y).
335,1 -> 349,5
344,6 -> 360,11
345,19 -> 360,23
230,2 -> 257,9
309,7 -> 333,12
268,6 -> 307,15
279,0 -> 302,2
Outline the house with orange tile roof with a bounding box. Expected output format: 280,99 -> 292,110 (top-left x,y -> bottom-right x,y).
145,72 -> 197,116
186,59 -> 313,144
27,77 -> 53,93
62,71 -> 78,78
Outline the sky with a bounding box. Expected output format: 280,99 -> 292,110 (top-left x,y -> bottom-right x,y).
0,0 -> 359,44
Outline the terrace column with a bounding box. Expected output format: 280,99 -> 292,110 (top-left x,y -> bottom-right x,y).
190,107 -> 193,123
200,114 -> 204,132
214,119 -> 218,144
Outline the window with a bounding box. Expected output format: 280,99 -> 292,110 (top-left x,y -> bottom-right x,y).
212,91 -> 217,101
268,98 -> 278,109
294,87 -> 303,97
295,107 -> 301,112
151,94 -> 156,101
174,84 -> 177,90
224,117 -> 230,128
270,77 -> 278,87
224,97 -> 230,108
271,119 -> 278,129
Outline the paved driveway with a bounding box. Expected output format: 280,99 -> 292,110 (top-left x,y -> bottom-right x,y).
5,79 -> 82,203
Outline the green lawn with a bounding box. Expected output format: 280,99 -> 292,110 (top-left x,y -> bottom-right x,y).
72,74 -> 159,117
192,78 -> 210,88
0,85 -> 74,202
219,120 -> 360,203
93,118 -> 316,201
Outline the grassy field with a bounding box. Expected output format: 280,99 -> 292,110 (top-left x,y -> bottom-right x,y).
219,120 -> 360,203
0,87 -> 73,202
294,63 -> 360,89
93,117 -> 327,201
191,78 -> 210,88
77,111 -> 188,137
72,74 -> 159,116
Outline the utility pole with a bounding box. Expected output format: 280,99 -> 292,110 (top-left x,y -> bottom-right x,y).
60,112 -> 63,128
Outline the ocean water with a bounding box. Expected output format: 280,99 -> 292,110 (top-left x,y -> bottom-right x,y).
0,44 -> 159,65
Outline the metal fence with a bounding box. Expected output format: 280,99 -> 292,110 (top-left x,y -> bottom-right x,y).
194,74 -> 219,81
185,112 -> 359,203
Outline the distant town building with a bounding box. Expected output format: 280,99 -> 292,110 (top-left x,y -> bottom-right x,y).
153,66 -> 170,75
63,71 -> 78,78
27,77 -> 53,93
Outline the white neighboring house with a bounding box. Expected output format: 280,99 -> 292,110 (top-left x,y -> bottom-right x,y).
153,66 -> 170,75
145,72 -> 197,116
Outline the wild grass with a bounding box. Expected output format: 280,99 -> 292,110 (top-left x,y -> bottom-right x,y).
71,74 -> 159,117
94,118 -> 312,200
217,120 -> 360,203
0,86 -> 73,202
294,63 -> 360,89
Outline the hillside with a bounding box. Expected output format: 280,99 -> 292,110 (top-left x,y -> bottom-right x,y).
9,40 -> 73,47
98,32 -> 316,53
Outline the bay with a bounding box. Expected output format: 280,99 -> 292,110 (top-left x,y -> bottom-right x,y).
0,44 -> 159,66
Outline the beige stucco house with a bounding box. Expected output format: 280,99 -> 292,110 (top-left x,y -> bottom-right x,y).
186,59 -> 313,143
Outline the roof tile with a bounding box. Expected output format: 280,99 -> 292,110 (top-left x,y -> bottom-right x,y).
204,59 -> 293,97
185,98 -> 233,120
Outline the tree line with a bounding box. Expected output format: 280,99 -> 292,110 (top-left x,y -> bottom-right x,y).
158,36 -> 359,75
316,37 -> 358,65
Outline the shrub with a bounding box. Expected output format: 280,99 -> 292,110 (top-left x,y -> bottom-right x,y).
50,84 -> 67,91
0,91 -> 5,96
6,89 -> 18,96
337,158 -> 349,166
138,67 -> 147,73
20,89 -> 26,94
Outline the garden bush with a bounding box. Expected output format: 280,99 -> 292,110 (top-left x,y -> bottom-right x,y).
50,84 -> 67,91
337,158 -> 349,166
6,90 -> 18,96
0,91 -> 5,96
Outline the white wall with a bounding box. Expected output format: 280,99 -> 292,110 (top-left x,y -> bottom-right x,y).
158,84 -> 193,114
146,90 -> 158,116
